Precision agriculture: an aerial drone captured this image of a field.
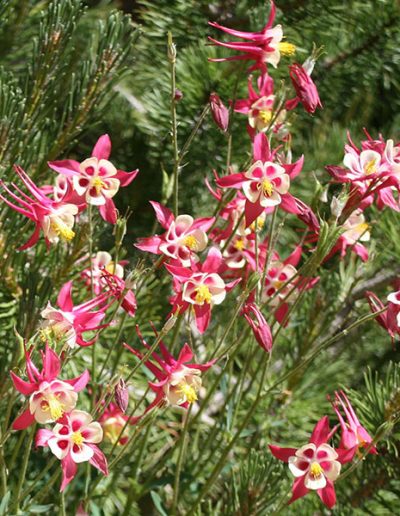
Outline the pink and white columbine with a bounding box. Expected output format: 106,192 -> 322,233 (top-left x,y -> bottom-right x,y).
270,416 -> 342,509
166,248 -> 240,333
41,280 -> 112,348
81,251 -> 125,295
216,133 -> 304,226
10,344 -> 89,430
326,209 -> 370,262
208,1 -> 295,70
135,201 -> 214,267
0,166 -> 78,250
36,410 -> 108,491
48,134 -> 138,224
125,332 -> 214,413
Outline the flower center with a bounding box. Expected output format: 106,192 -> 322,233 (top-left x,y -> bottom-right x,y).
309,461 -> 323,479
71,431 -> 84,447
234,238 -> 245,251
195,284 -> 212,304
259,109 -> 273,124
50,218 -> 75,241
260,178 -> 274,197
278,41 -> 296,56
183,235 -> 198,250
364,159 -> 377,175
177,381 -> 198,403
41,393 -> 64,420
91,176 -> 106,195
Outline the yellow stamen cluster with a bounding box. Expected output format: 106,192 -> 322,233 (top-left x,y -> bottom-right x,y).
259,109 -> 273,124
364,159 -> 377,175
50,220 -> 75,241
355,222 -> 369,234
91,176 -> 106,195
42,394 -> 65,420
309,462 -> 323,479
71,431 -> 84,447
250,218 -> 265,232
178,382 -> 198,403
278,42 -> 296,56
195,284 -> 212,304
261,178 -> 274,197
183,235 -> 198,250
234,238 -> 245,251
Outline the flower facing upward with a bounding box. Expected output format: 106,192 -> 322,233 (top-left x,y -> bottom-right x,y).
135,201 -> 214,267
270,416 -> 341,509
10,344 -> 89,430
36,410 -> 108,491
48,134 -> 138,224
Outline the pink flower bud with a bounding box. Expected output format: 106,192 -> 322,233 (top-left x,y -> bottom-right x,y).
174,89 -> 183,101
210,93 -> 229,132
115,378 -> 129,413
288,63 -> 322,114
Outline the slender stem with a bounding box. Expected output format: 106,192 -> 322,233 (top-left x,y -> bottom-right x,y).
172,405 -> 192,515
12,425 -> 36,512
168,32 -> 179,217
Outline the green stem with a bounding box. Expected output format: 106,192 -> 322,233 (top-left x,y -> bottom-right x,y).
12,425 -> 36,512
172,405 -> 192,515
168,32 -> 179,217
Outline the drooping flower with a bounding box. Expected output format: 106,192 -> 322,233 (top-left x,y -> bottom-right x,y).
166,247 -> 240,333
216,133 -> 304,226
125,329 -> 215,413
100,270 -> 137,318
287,62 -> 322,114
40,281 -> 112,348
210,93 -> 229,132
135,202 -> 214,267
242,302 -> 273,352
208,1 -> 295,70
81,251 -> 125,295
270,416 -> 341,509
48,134 -> 139,224
36,409 -> 108,491
365,290 -> 399,343
99,403 -> 131,446
10,344 -> 89,430
330,390 -> 377,462
0,166 -> 78,250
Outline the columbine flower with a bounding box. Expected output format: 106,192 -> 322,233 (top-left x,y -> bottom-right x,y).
326,210 -> 370,262
10,344 -> 89,430
81,251 -> 125,295
331,390 -> 377,462
99,403 -> 132,445
365,290 -> 399,343
208,1 -> 295,70
0,166 -> 78,250
270,416 -> 341,509
166,248 -> 240,333
216,133 -> 304,226
221,233 -> 257,270
41,280 -> 112,348
125,332 -> 214,413
36,409 -> 108,491
48,134 -> 138,224
287,63 -> 322,114
235,72 -> 287,136
210,93 -> 229,132
135,201 -> 214,267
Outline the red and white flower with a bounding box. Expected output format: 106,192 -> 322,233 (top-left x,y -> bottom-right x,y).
36,410 -> 108,491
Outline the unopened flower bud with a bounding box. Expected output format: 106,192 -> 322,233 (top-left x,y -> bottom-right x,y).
330,196 -> 346,218
210,93 -> 229,132
167,32 -> 176,63
162,312 -> 179,333
114,378 -> 129,413
174,89 -> 183,101
114,217 -> 127,247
